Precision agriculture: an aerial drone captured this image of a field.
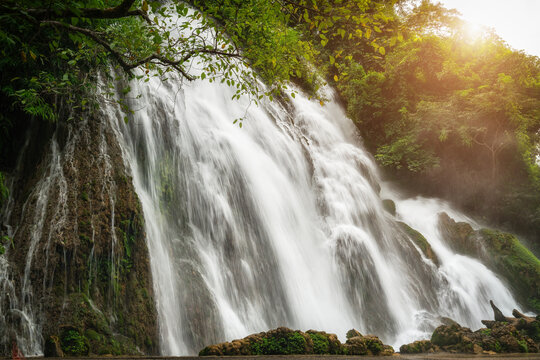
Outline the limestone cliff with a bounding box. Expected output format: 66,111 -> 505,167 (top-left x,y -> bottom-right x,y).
0,111 -> 158,356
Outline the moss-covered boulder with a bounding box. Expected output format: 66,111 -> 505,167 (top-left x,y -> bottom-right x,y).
199,327 -> 394,356
400,319 -> 539,354
306,330 -> 342,354
399,339 -> 434,354
438,212 -> 540,313
398,221 -> 439,266
199,327 -> 310,356
346,329 -> 363,339
343,333 -> 392,355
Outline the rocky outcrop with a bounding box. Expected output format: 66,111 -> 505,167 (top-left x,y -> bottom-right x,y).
0,112 -> 158,356
199,327 -> 394,356
438,212 -> 540,313
382,199 -> 396,216
400,302 -> 540,354
398,221 -> 439,266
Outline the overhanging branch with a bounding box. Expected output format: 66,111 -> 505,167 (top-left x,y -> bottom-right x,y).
40,20 -> 242,81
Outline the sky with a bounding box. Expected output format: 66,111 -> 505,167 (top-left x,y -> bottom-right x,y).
437,0 -> 540,57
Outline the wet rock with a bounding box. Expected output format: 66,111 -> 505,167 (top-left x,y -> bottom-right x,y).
200,327 -> 394,356
398,221 -> 439,266
400,311 -> 540,355
346,329 -> 363,339
400,340 -> 433,354
343,333 -> 393,356
382,199 -> 396,216
1,113 -> 158,356
440,317 -> 459,326
343,336 -> 368,355
438,213 -> 540,313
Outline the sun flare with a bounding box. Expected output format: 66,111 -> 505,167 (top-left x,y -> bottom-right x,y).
460,21 -> 486,41
439,0 -> 540,56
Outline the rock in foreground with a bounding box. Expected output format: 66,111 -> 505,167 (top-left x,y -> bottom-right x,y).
400,302 -> 540,355
199,327 -> 394,356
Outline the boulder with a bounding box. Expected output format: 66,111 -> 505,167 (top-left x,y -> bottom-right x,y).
398,221 -> 439,266
200,327 -> 394,356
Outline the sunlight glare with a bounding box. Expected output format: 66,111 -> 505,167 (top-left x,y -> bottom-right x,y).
460,21 -> 486,41
439,0 -> 540,56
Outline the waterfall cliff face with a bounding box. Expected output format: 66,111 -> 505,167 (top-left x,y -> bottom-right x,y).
0,111 -> 158,356
103,71 -> 521,354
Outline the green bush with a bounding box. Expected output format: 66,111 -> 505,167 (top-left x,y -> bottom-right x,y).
61,329 -> 89,356
251,332 -> 306,355
309,333 -> 329,354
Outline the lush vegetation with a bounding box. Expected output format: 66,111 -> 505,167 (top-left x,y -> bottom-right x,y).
333,1 -> 540,247
198,327 -> 393,356
0,0 -> 539,247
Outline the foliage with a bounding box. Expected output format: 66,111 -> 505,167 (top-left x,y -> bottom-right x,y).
335,0 -> 540,244
60,329 -> 89,356
250,331 -> 306,355
308,332 -> 329,354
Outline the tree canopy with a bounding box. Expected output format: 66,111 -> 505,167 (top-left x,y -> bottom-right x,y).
1,0 -> 539,246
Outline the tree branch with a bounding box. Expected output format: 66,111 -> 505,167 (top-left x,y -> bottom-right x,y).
18,0 -> 150,23
39,20 -> 242,81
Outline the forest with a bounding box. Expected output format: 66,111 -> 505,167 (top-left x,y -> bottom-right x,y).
1,0 -> 538,250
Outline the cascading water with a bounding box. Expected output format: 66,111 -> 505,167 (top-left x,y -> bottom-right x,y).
103,63 -> 522,354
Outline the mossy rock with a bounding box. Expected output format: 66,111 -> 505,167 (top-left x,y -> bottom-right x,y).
249,328 -> 308,355
479,229 -> 540,313
438,212 -> 540,313
398,221 -> 439,266
382,199 -> 396,216
431,324 -> 467,347
400,339 -> 432,354
200,327 -> 393,356
306,330 -> 342,354
410,319 -> 540,354
344,334 -> 391,356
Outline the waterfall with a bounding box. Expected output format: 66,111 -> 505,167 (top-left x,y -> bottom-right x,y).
103,67 -> 521,354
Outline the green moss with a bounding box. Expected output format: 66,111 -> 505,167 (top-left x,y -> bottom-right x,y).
309,333 -> 329,354
365,337 -> 383,354
80,191 -> 89,201
61,329 -> 89,356
526,321 -> 540,342
479,229 -> 540,312
0,244 -> 4,255
84,329 -> 101,342
517,339 -> 528,353
251,332 -> 306,355
481,328 -> 491,336
79,233 -> 91,244
398,221 -> 439,266
145,337 -> 153,348
431,325 -> 461,346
